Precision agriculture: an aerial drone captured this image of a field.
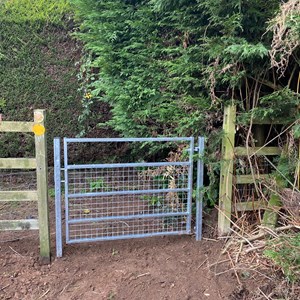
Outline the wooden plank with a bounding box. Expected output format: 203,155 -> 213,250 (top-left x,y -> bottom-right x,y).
0,158 -> 36,169
218,105 -> 236,235
235,201 -> 265,212
0,219 -> 39,231
0,191 -> 38,201
235,147 -> 281,156
34,109 -> 50,262
235,174 -> 271,184
0,121 -> 34,132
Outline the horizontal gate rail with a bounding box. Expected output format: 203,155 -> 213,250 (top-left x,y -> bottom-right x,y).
64,137 -> 193,143
66,161 -> 190,170
67,231 -> 187,245
68,212 -> 189,224
68,188 -> 189,198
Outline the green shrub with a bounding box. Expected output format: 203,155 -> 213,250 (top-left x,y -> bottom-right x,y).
264,233 -> 300,283
72,0 -> 294,206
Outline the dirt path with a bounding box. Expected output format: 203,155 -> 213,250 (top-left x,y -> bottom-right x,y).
0,229 -> 238,300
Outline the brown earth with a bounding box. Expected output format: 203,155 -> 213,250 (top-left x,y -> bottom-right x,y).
1,206 -> 293,300
1,233 -> 237,300
0,205 -> 244,300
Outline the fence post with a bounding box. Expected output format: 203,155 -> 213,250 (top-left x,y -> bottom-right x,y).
218,105 -> 236,235
34,109 -> 50,263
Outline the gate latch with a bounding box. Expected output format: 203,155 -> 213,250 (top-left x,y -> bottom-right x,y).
185,147 -> 201,153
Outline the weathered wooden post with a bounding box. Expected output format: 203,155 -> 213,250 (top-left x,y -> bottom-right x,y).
218,104 -> 236,235
34,109 -> 51,263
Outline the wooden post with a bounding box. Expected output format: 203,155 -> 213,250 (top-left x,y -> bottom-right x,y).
34,109 -> 51,263
218,105 -> 236,235
253,125 -> 266,146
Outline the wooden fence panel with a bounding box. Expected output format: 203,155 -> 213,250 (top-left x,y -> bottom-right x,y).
0,110 -> 50,263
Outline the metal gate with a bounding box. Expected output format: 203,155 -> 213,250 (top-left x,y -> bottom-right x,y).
54,137 -> 204,257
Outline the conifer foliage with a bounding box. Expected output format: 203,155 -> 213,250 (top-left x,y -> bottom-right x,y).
73,0 -> 299,139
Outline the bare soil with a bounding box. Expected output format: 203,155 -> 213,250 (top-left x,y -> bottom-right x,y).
1,204 -> 294,300
0,233 -> 237,300
0,204 -> 243,300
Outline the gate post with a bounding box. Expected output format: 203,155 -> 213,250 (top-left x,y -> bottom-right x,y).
34,109 -> 51,263
218,105 -> 236,235
196,137 -> 205,241
54,138 -> 62,257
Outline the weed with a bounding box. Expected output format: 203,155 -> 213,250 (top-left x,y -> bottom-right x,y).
111,248 -> 118,256
48,187 -> 65,198
107,291 -> 116,300
88,177 -> 110,192
48,187 -> 55,198
140,195 -> 163,207
263,233 -> 300,283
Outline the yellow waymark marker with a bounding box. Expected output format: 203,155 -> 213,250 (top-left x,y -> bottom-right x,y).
33,124 -> 45,136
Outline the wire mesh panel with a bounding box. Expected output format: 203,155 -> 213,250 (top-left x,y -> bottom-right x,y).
60,137 -> 194,244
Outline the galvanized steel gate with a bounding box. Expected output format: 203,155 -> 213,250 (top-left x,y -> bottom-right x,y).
54,137 -> 204,257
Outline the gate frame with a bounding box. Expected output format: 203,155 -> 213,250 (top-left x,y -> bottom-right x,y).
0,109 -> 50,263
54,137 -> 204,257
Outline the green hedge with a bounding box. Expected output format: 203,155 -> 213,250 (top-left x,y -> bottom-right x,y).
0,0 -> 82,161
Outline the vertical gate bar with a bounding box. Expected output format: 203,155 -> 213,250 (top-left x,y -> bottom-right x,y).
54,138 -> 62,257
186,137 -> 194,233
196,137 -> 205,241
64,138 -> 70,243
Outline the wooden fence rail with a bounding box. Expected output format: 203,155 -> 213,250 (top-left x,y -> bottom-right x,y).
0,109 -> 50,263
